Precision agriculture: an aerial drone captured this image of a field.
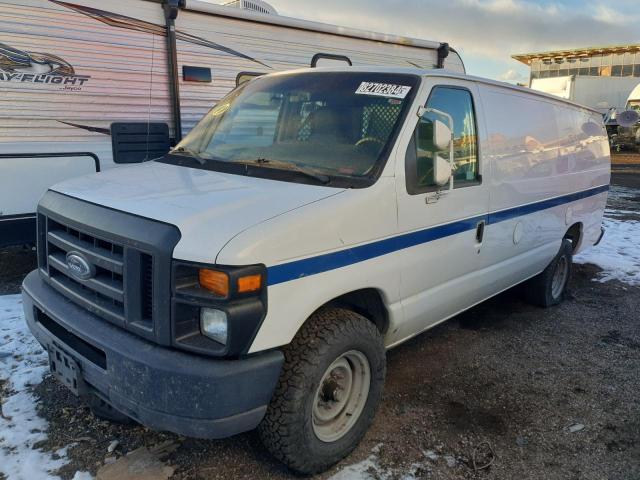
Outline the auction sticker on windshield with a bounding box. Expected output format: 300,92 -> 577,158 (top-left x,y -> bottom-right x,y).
355,82 -> 412,99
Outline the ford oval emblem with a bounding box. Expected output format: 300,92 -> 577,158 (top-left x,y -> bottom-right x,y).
66,252 -> 95,281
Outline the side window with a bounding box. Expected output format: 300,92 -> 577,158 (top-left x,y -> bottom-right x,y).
406,86 -> 479,193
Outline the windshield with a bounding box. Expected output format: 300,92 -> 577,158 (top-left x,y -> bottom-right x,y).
166,72 -> 419,187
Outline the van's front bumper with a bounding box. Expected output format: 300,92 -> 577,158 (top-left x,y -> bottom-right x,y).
22,270 -> 284,439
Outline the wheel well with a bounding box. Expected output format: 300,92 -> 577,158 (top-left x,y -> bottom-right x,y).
324,288 -> 389,334
564,223 -> 583,253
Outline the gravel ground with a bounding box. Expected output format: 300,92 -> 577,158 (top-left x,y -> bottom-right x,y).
1,169 -> 638,480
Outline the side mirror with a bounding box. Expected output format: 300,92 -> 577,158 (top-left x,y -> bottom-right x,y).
434,155 -> 452,187
617,110 -> 640,128
417,107 -> 454,189
433,119 -> 452,151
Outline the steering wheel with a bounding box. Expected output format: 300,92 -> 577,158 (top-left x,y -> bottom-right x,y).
356,137 -> 384,149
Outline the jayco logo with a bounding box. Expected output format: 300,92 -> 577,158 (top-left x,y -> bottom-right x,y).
0,41 -> 90,91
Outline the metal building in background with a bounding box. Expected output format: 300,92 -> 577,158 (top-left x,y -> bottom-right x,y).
513,45 -> 640,115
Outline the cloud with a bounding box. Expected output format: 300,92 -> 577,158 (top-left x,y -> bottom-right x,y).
499,69 -> 528,84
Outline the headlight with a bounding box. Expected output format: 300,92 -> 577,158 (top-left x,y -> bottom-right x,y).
201,308 -> 228,345
199,268 -> 263,297
173,261 -> 267,357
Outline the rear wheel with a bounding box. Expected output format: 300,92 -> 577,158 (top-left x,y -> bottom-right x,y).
259,307 -> 386,475
524,239 -> 573,307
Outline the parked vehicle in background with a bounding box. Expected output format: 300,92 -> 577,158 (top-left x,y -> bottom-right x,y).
0,0 -> 463,248
611,83 -> 640,152
22,67 -> 610,473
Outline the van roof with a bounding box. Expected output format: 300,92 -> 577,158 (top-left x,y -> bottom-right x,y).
261,66 -> 602,114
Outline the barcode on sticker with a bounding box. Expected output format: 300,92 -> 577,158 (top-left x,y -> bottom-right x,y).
355,82 -> 411,99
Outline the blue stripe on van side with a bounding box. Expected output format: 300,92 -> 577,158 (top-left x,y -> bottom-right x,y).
266,184 -> 609,286
487,184 -> 610,224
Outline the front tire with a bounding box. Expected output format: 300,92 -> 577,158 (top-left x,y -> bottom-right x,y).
524,239 -> 573,307
259,307 -> 386,475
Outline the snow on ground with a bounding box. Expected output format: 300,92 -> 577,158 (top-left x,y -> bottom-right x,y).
0,295 -> 90,480
329,445 -> 454,480
575,187 -> 640,286
575,216 -> 640,285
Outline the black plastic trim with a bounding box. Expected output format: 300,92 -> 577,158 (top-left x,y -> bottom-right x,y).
311,53 -> 352,67
235,71 -> 266,86
111,122 -> 171,163
36,308 -> 107,369
0,215 -> 36,247
0,152 -> 100,172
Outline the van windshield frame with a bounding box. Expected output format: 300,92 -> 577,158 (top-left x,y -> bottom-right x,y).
159,72 -> 420,188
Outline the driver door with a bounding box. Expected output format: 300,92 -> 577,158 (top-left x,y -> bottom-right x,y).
391,78 -> 491,343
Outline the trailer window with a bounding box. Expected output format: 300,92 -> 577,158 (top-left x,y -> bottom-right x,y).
407,86 -> 479,193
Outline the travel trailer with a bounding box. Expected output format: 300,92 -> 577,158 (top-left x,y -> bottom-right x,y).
0,0 -> 464,247
23,66 -> 609,473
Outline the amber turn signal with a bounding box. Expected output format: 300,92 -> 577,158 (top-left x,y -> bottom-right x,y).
238,274 -> 262,293
199,269 -> 229,297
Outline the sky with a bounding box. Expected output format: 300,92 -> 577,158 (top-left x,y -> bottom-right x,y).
219,0 -> 640,84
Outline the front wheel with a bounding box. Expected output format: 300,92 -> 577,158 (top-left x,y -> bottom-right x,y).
259,307 -> 386,475
524,239 -> 573,307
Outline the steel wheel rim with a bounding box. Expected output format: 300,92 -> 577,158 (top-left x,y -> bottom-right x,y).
551,256 -> 569,299
312,350 -> 371,443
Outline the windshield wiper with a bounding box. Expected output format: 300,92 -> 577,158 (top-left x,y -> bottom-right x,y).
171,146 -> 206,165
233,158 -> 331,185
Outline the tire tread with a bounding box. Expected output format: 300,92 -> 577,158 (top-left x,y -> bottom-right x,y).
259,307 -> 384,474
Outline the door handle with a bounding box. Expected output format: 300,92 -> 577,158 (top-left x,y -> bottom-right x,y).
476,220 -> 486,244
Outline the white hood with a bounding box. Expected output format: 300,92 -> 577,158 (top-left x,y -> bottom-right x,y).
51,162 -> 344,263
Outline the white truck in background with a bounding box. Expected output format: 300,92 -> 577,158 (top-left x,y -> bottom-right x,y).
0,0 -> 464,248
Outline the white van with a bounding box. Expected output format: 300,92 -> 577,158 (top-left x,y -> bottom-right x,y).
0,0 -> 463,247
22,67 -> 610,474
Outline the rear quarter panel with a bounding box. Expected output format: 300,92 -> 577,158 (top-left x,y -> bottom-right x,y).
478,83 -> 609,288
